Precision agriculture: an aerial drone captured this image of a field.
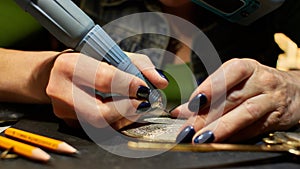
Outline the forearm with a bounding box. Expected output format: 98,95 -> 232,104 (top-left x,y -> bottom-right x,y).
0,48 -> 59,103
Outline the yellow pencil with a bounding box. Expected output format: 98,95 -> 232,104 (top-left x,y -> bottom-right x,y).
0,135 -> 50,162
4,128 -> 78,154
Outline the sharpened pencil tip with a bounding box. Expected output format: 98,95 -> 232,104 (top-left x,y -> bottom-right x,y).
58,142 -> 78,154
32,148 -> 51,162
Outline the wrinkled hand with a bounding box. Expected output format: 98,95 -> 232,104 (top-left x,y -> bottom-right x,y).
172,58 -> 300,143
46,52 -> 168,129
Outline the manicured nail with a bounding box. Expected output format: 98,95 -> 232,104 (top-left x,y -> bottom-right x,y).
176,126 -> 195,143
194,131 -> 215,144
136,86 -> 150,100
188,93 -> 207,112
136,102 -> 151,114
156,68 -> 169,82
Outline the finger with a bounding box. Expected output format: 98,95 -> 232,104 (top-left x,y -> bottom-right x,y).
170,102 -> 195,118
227,109 -> 294,143
226,111 -> 276,142
110,115 -> 140,130
179,115 -> 207,132
175,115 -> 206,143
51,98 -> 77,120
176,100 -> 222,133
47,80 -> 77,120
193,94 -> 276,143
189,59 -> 258,110
224,64 -> 285,115
102,97 -> 143,123
73,54 -> 149,98
126,52 -> 169,89
224,79 -> 260,114
72,85 -> 143,128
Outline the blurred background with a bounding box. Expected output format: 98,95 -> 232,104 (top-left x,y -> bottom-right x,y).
0,0 -> 64,50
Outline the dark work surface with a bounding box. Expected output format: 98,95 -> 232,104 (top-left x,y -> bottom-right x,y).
1,103 -> 300,169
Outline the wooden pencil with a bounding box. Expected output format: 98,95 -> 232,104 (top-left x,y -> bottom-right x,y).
0,135 -> 50,162
4,128 -> 78,154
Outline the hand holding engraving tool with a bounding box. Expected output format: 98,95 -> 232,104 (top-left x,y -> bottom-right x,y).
14,0 -> 167,111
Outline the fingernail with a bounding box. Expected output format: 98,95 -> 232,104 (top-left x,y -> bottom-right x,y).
136,86 -> 150,100
188,93 -> 207,112
194,131 -> 215,144
136,102 -> 151,114
176,126 -> 195,143
156,68 -> 169,82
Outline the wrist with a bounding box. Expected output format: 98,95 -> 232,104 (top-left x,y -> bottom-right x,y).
0,48 -> 61,103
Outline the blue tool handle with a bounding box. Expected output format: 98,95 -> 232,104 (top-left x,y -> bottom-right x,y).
14,0 -> 163,107
14,0 -> 146,81
14,0 -> 95,49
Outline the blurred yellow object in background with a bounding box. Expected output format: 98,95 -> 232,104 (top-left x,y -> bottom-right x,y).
275,33 -> 300,71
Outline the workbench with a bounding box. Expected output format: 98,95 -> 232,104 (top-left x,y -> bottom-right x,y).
1,103 -> 299,169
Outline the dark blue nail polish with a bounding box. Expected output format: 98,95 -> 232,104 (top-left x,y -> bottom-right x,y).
194,131 -> 215,144
136,86 -> 150,100
136,102 -> 151,114
156,69 -> 169,82
176,126 -> 195,144
188,93 -> 207,112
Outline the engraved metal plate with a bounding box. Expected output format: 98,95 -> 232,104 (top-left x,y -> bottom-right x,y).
122,117 -> 186,143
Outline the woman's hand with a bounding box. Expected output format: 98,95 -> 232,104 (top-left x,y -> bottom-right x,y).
172,58 -> 300,143
47,51 -> 168,129
0,48 -> 168,129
